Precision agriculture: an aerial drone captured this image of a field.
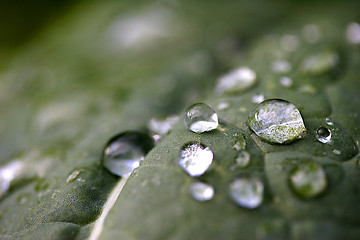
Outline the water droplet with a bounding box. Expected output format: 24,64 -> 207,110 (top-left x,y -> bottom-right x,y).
215,67 -> 257,95
279,77 -> 293,88
290,161 -> 327,199
325,117 -> 334,126
247,99 -> 306,144
217,102 -> 230,110
66,170 -> 81,183
280,35 -> 299,52
235,151 -> 250,167
298,84 -> 317,95
102,132 -> 155,177
233,141 -> 246,151
148,115 -> 179,135
333,149 -> 341,155
301,51 -> 339,75
179,142 -> 213,177
272,60 -> 292,73
17,195 -> 28,204
302,24 -> 321,43
0,161 -> 24,197
346,22 -> 360,44
252,94 -> 264,104
189,181 -> 214,201
229,176 -> 264,209
184,103 -> 218,133
316,127 -> 332,144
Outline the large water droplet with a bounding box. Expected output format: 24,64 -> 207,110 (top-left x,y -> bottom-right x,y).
315,127 -> 332,144
229,176 -> 264,209
235,151 -> 250,167
290,161 -> 327,199
189,181 -> 214,201
215,67 -> 257,95
102,132 -> 155,177
179,142 -> 213,177
247,99 -> 306,144
184,103 -> 218,133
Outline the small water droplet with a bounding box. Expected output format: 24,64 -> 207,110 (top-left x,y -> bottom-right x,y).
301,51 -> 339,75
189,181 -> 214,201
272,60 -> 292,73
346,22 -> 360,44
333,149 -> 341,155
235,151 -> 250,167
66,170 -> 81,183
233,141 -> 246,151
184,103 -> 218,133
215,67 -> 257,95
102,131 -> 155,177
148,115 -> 179,135
302,24 -> 321,43
279,77 -> 293,88
316,127 -> 332,144
229,176 -> 264,209
247,99 -> 306,144
179,142 -> 213,177
280,35 -> 299,52
217,102 -> 230,110
290,161 -> 327,199
298,84 -> 317,95
325,117 -> 334,125
17,195 -> 28,205
252,94 -> 264,104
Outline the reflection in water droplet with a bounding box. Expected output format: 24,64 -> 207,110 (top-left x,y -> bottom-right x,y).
280,35 -> 299,52
247,99 -> 306,144
252,94 -> 264,104
66,170 -> 81,183
290,161 -> 327,198
179,142 -> 213,177
301,51 -> 339,75
316,127 -> 332,144
229,176 -> 264,209
325,117 -> 333,126
148,115 -> 179,135
217,102 -> 230,110
189,181 -> 214,201
184,103 -> 218,133
279,77 -> 293,87
272,60 -> 292,73
215,67 -> 257,95
302,24 -> 321,43
346,22 -> 360,44
235,151 -> 250,167
102,132 -> 155,177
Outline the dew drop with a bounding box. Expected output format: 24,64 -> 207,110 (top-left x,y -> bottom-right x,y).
229,176 -> 264,209
325,117 -> 334,126
333,149 -> 341,155
346,22 -> 360,44
252,94 -> 264,104
179,142 -> 213,177
301,51 -> 339,75
215,67 -> 257,95
280,35 -> 299,52
102,131 -> 155,177
315,127 -> 332,144
66,170 -> 81,183
279,77 -> 293,88
290,161 -> 327,199
184,103 -> 218,133
17,195 -> 28,205
235,151 -> 250,167
189,181 -> 214,201
247,99 -> 306,144
217,102 -> 230,110
148,115 -> 179,135
272,60 -> 292,73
